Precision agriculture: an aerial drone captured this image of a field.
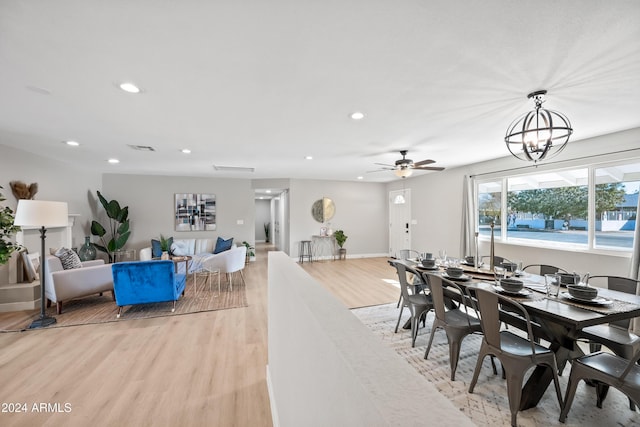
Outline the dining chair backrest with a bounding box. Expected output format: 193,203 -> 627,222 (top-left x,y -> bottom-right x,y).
470,286 -> 536,353
427,274 -> 467,321
398,249 -> 420,260
393,261 -> 423,301
481,255 -> 509,267
587,276 -> 640,329
523,264 -> 568,276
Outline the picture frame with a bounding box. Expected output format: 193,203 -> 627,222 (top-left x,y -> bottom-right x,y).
175,193 -> 216,231
21,251 -> 37,283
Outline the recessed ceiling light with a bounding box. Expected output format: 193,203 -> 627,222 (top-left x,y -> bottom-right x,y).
357,176 -> 364,180
305,156 -> 313,160
119,82 -> 141,93
64,140 -> 80,146
108,158 -> 120,164
266,190 -> 272,193
181,149 -> 191,154
350,111 -> 365,120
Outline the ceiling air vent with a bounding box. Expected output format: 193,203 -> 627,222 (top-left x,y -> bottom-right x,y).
127,144 -> 156,152
213,165 -> 255,173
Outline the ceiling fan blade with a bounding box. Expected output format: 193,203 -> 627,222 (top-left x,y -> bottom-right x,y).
414,166 -> 445,171
374,162 -> 396,167
366,168 -> 394,173
413,159 -> 436,167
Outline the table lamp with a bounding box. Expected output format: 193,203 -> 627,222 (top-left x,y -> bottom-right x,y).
13,200 -> 68,329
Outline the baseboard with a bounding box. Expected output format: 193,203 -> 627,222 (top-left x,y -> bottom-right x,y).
265,364 -> 279,427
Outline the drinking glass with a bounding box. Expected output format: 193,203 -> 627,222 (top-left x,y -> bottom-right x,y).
438,250 -> 447,266
493,266 -> 506,283
545,273 -> 561,297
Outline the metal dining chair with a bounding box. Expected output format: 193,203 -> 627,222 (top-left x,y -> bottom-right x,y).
398,249 -> 421,261
391,261 -> 433,347
522,264 -> 568,276
578,275 -> 640,410
468,286 -> 564,427
393,249 -> 423,308
559,342 -> 640,423
480,255 -> 509,267
422,273 -> 485,380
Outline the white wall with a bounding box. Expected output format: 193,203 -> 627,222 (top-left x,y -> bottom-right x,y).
0,144 -> 102,282
288,179 -> 388,259
101,174 -> 256,255
388,128 -> 640,277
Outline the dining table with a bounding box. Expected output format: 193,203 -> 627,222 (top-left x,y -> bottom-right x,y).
413,260 -> 640,410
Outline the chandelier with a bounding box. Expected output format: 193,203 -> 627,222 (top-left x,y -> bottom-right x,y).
505,90 -> 573,162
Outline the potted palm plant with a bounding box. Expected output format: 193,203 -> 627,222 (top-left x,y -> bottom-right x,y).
90,191 -> 131,263
333,229 -> 347,260
242,241 -> 255,264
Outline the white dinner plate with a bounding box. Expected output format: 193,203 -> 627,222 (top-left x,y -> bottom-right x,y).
560,292 -> 612,305
492,285 -> 533,297
442,273 -> 471,281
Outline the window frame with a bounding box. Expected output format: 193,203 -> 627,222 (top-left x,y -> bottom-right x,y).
474,158 -> 639,257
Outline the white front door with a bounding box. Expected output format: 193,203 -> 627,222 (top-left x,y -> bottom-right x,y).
389,189 -> 411,258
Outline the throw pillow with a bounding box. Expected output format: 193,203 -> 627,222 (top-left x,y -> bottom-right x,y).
171,240 -> 189,256
213,237 -> 233,254
151,239 -> 162,258
151,237 -> 174,257
54,247 -> 83,270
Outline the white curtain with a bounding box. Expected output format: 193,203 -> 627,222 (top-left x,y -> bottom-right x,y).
630,193 -> 640,333
460,175 -> 477,259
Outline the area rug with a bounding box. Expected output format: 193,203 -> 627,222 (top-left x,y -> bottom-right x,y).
351,303 -> 639,427
0,277 -> 248,332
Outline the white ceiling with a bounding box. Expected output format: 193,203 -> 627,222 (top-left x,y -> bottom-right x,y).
1,0 -> 639,183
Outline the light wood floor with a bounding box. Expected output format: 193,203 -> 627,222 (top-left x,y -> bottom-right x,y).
0,244 -> 399,427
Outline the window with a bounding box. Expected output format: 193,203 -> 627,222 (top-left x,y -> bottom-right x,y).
476,160 -> 639,252
594,163 -> 640,250
506,169 -> 588,246
478,181 -> 501,238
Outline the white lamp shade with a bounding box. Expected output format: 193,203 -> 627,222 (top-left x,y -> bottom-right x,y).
14,200 -> 69,228
395,168 -> 413,178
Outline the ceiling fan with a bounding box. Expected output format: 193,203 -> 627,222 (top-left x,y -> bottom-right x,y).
371,150 -> 444,178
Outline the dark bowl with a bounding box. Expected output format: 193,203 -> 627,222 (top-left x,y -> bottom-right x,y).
567,285 -> 598,300
500,278 -> 523,293
445,267 -> 464,278
559,273 -> 580,285
421,258 -> 436,268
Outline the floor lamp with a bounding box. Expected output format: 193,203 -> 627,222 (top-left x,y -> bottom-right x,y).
13,200 -> 68,329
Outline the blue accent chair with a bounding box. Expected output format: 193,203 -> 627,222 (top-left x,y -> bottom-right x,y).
111,260 -> 187,318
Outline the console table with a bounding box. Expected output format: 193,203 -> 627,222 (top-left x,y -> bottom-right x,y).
311,235 -> 336,261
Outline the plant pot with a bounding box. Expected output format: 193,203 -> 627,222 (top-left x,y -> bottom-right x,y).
338,248 -> 347,260
161,251 -> 170,260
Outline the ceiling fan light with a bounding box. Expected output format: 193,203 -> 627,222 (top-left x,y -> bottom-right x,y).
505,90 -> 572,162
395,168 -> 413,178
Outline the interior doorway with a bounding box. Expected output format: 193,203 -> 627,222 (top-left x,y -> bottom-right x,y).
389,189 -> 411,258
254,188 -> 289,255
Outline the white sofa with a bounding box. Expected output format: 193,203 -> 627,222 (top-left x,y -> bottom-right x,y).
139,238 -> 238,275
44,255 -> 115,314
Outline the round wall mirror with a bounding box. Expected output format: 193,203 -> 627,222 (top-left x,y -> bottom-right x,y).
311,197 -> 335,223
